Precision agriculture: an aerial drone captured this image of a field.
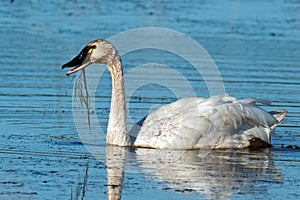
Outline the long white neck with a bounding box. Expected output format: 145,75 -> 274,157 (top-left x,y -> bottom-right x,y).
106,59 -> 131,146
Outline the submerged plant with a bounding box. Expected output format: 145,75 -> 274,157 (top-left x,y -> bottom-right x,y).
70,162 -> 89,200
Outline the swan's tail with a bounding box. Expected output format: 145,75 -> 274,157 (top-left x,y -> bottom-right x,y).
269,110 -> 288,130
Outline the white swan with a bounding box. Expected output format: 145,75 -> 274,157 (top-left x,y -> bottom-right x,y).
62,39 -> 287,149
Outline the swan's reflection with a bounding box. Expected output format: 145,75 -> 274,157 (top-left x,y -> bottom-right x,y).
105,146 -> 281,200
106,145 -> 128,200
134,148 -> 281,200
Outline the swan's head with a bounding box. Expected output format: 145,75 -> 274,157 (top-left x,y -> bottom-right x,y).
62,39 -> 118,76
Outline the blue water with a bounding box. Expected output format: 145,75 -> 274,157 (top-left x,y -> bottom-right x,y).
0,0 -> 299,199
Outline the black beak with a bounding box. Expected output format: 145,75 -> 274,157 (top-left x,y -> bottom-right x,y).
62,45 -> 92,69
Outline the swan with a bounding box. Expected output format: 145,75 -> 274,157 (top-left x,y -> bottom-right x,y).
62,39 -> 287,149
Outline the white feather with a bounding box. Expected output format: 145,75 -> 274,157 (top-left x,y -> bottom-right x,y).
134,94 -> 286,149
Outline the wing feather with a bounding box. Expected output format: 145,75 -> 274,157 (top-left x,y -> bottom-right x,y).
133,94 -> 285,149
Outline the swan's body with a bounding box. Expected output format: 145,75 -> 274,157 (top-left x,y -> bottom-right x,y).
133,95 -> 285,149
62,39 -> 287,149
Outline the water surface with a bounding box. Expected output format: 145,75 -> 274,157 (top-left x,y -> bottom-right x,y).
0,0 -> 299,199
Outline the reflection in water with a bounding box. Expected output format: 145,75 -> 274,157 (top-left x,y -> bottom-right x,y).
106,145 -> 128,200
134,148 -> 281,200
105,146 -> 281,200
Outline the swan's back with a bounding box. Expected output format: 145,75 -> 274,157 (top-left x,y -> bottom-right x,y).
133,94 -> 286,149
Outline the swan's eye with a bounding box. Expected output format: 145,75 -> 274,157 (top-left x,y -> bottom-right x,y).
88,48 -> 93,54
88,45 -> 97,54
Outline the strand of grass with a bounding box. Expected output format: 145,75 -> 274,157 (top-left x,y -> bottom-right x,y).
81,161 -> 89,200
82,70 -> 91,130
74,70 -> 92,130
70,186 -> 73,200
